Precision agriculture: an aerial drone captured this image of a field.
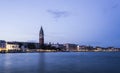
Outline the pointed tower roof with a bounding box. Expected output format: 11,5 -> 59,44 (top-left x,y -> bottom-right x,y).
39,26 -> 44,35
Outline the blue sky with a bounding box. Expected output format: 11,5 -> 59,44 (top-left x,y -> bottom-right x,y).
0,0 -> 120,47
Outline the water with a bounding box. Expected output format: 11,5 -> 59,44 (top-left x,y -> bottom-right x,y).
0,52 -> 120,73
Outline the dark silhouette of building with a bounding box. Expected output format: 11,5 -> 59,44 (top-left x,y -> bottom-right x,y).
39,26 -> 44,48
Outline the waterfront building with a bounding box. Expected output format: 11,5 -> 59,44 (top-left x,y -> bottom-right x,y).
51,43 -> 65,51
6,42 -> 20,50
51,43 -> 60,48
95,46 -> 103,51
0,40 -> 6,52
77,45 -> 87,51
0,40 -> 6,48
8,41 -> 39,49
77,45 -> 80,51
64,43 -> 77,51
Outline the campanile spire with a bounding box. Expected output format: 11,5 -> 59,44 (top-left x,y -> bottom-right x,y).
39,26 -> 44,47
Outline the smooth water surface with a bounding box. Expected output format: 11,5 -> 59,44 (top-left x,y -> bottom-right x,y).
0,52 -> 120,73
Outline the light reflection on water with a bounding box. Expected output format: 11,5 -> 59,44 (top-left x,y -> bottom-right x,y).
4,54 -> 12,73
0,52 -> 120,73
39,53 -> 45,73
1,53 -> 46,73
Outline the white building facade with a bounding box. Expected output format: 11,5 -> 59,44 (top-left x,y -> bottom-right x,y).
6,42 -> 20,50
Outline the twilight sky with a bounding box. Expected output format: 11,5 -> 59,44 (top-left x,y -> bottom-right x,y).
0,0 -> 120,47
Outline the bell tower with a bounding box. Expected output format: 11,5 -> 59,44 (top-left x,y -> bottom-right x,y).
39,26 -> 44,47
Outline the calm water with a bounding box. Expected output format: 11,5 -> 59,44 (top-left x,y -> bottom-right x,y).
0,52 -> 120,73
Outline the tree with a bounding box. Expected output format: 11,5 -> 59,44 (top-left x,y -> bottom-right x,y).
27,43 -> 36,49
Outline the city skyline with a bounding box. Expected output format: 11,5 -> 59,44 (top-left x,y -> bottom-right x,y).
0,0 -> 120,47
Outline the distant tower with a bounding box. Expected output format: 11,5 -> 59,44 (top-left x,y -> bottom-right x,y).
39,26 -> 44,47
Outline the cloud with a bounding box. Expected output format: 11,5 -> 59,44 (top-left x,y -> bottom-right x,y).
111,0 -> 119,9
103,0 -> 119,13
47,9 -> 69,20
